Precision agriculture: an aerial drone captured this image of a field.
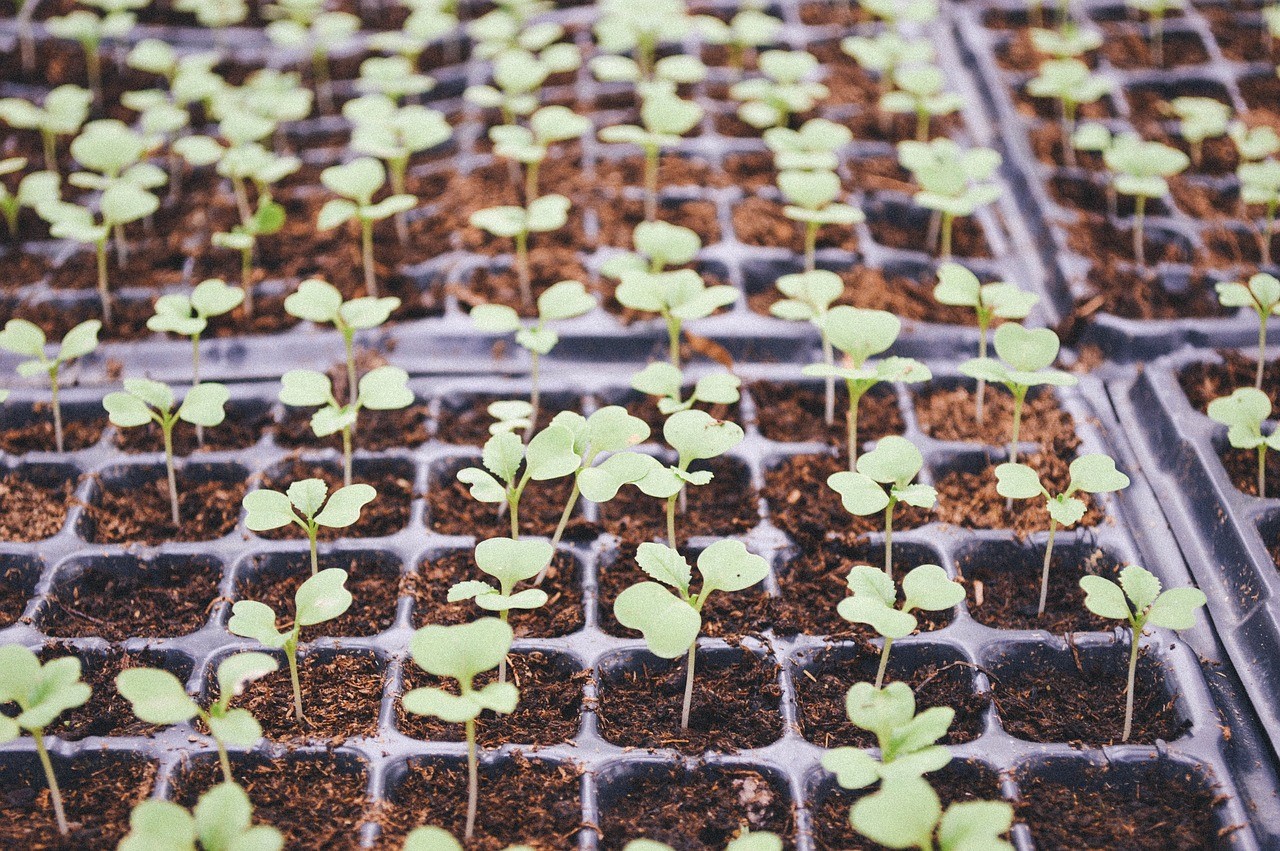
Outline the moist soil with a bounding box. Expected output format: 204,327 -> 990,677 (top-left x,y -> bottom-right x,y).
1178,350 -> 1280,413
0,752 -> 155,851
114,404 -> 273,454
276,404 -> 431,452
1219,445 -> 1280,498
174,755 -> 367,851
41,559 -> 219,640
0,468 -> 73,541
257,460 -> 412,539
39,645 -> 191,740
598,764 -> 794,850
746,265 -> 976,325
595,649 -> 782,754
933,449 -> 1105,536
957,543 -> 1121,633
749,381 -> 903,446
227,652 -> 384,745
0,406 -> 105,454
376,755 -> 582,851
913,385 -> 1074,445
80,470 -> 245,544
599,456 -> 759,543
408,549 -> 584,637
427,467 -> 588,539
792,646 -> 987,749
235,552 -> 401,638
0,561 -> 32,627
731,196 -> 858,253
396,651 -> 585,747
435,395 -> 579,447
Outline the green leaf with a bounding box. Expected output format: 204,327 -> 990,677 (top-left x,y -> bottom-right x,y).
313,482 -> 376,528
0,319 -> 46,358
475,588 -> 548,611
206,707 -> 263,748
58,319 -> 101,361
340,296 -> 400,330
279,370 -> 333,407
585,405 -> 651,452
857,435 -> 925,485
578,452 -> 665,502
475,537 -> 554,587
471,303 -> 522,334
933,262 -> 982,307
1079,575 -> 1132,622
1119,564 -> 1163,613
838,592 -> 917,639
1046,495 -> 1087,527
827,471 -> 891,516
526,193 -> 570,232
851,776 -> 941,849
633,220 -> 701,267
457,467 -> 506,503
994,463 -> 1044,500
215,652 -> 277,702
901,563 -> 964,612
938,800 -> 1015,851
358,366 -> 413,410
119,799 -> 195,851
103,390 -> 154,428
286,478 -> 329,518
613,581 -> 701,657
1207,387 -> 1271,432
635,542 -> 692,593
663,408 -> 744,462
524,423 -> 580,480
1069,453 -> 1130,494
227,600 -> 289,647
537,279 -> 595,321
295,568 -> 352,627
284,278 -> 342,323
410,618 -> 513,683
177,383 -> 230,427
821,747 -> 882,790
992,323 -> 1060,372
697,539 -> 768,594
1145,586 -> 1207,630
482,430 -> 525,484
115,667 -> 198,725
241,488 -> 297,531
403,826 -> 464,851
321,157 -> 386,202
190,278 -> 245,318
631,362 -> 683,399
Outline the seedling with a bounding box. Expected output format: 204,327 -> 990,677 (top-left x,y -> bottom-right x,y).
279,366 -> 413,486
897,139 -> 1002,260
1230,121 -> 1280,165
486,400 -> 537,436
457,423 -> 580,539
1125,0 -> 1185,65
631,362 -> 741,416
933,262 -> 1039,424
45,0 -> 145,100
840,564 -> 964,687
0,645 -> 91,836
148,278 -> 246,386
490,105 -> 592,203
12,0 -> 38,71
471,280 -> 596,435
777,167 -> 865,272
770,270 -> 845,424
467,0 -> 569,61
119,781 -> 282,851
590,51 -> 707,97
598,92 -> 704,221
264,0 -> 359,113
1025,58 -> 1111,167
1079,564 -> 1205,741
0,85 -> 93,173
615,539 -> 768,728
600,220 -> 702,282
730,49 -> 829,130
117,652 -> 277,784
174,0 -> 248,42
402,618 -> 519,842
1208,388 -> 1280,497
841,32 -> 934,94
763,118 -> 852,173
959,324 -> 1076,462
699,7 -> 783,74
1237,159 -> 1280,266
626,831 -> 781,851
404,826 -> 539,851
615,269 -> 738,368
1166,96 -> 1231,170
466,47 -> 581,126
242,479 -> 377,575
862,0 -> 940,28
804,306 -> 930,465
1079,130 -> 1189,265
368,3 -> 456,67
0,159 -> 59,238
1216,274 -> 1280,387
1029,23 -> 1103,58
881,65 -> 964,142
0,318 -> 100,452
848,775 -> 1014,851
356,55 -> 435,104
318,158 -> 415,299
828,435 -> 937,577
591,0 -> 701,83
448,537 -> 552,681
228,567 -> 352,724
995,453 -> 1131,616
103,379 -> 231,525
470,194 -> 572,309
67,119 -> 166,261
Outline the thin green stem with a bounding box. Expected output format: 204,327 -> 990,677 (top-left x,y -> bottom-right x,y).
1122,624 -> 1140,742
163,421 -> 180,527
874,638 -> 893,689
96,238 -> 111,326
667,494 -> 678,550
884,500 -> 896,577
308,526 -> 319,576
50,368 -> 63,454
680,642 -> 697,729
85,41 -> 102,104
1037,518 -> 1058,617
804,221 -> 818,272
286,635 -> 304,724
344,332 -> 358,407
509,490 -> 520,540
525,351 -> 541,443
41,130 -> 57,175
1263,199 -> 1277,267
312,50 -> 334,114
1133,194 -> 1147,266
822,332 -> 835,426
465,718 -> 479,841
847,384 -> 865,469
342,426 -> 353,488
644,144 -> 659,222
498,610 -> 509,684
916,106 -> 930,141
33,729 -> 69,837
1010,390 -> 1026,464
940,212 -> 954,261
1260,446 -> 1268,500
515,230 -> 531,309
976,317 -> 990,424
391,159 -> 409,244
212,731 -> 233,785
666,314 -> 681,368
240,246 -> 255,316
361,218 -> 377,298
525,160 -> 540,205
1258,315 -> 1268,390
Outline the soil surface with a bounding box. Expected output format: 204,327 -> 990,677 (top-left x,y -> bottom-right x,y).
41,558 -> 219,640
0,560 -> 33,627
229,652 -> 384,745
913,385 -> 1073,446
600,456 -> 758,543
0,406 -> 106,454
933,449 -> 1104,536
235,552 -> 401,638
957,543 -> 1120,633
80,469 -> 245,544
427,465 -> 585,539
113,402 -> 273,454
257,460 -> 412,539
1178,350 -> 1280,413
750,381 -> 903,446
40,645 -> 191,740
0,467 -> 73,541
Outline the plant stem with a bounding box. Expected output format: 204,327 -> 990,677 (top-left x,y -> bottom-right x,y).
33,729 -> 69,837
515,230 -> 531,309
85,42 -> 102,105
50,369 -> 63,454
163,422 -> 180,527
525,160 -> 540,205
286,635 -> 304,723
874,638 -> 893,689
822,333 -> 836,426
342,426 -> 353,487
666,494 -> 678,550
96,238 -> 112,326
1037,518 -> 1057,617
884,501 -> 895,578
975,318 -> 989,425
308,526 -> 319,576
940,212 -> 954,261
1122,625 -> 1139,742
509,491 -> 520,540
498,610 -> 509,684
17,1 -> 34,73
1151,12 -> 1165,66
1133,194 -> 1147,266
644,144 -> 659,223
1009,389 -> 1026,464
803,221 -> 818,272
391,159 -> 409,245
464,718 -> 479,841
232,176 -> 252,225
680,642 -> 697,730
240,247 -> 255,316
361,219 -> 378,298
916,106 -> 930,141
1062,100 -> 1078,169
1260,446 -> 1268,500
213,734 -> 233,785
41,131 -> 57,175
1263,200 -> 1277,267
193,337 -> 205,446
666,314 -> 681,368
524,351 -> 541,443
847,383 -> 864,469
1258,315 -> 1268,390
312,50 -> 334,114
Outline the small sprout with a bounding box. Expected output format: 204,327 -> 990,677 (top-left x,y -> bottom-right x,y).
458,424 -> 581,538
598,92 -> 704,221
958,324 -> 1077,462
148,278 -> 246,385
1208,388 -> 1280,498
849,775 -> 1014,851
0,318 -> 100,452
1216,273 -> 1280,388
803,306 -> 930,465
777,168 -> 865,272
448,537 -> 552,682
995,454 -> 1131,616
881,65 -> 964,142
933,262 -> 1039,424
615,539 -> 768,728
615,269 -> 737,368
600,220 -> 702,279
631,362 -> 741,416
897,139 -> 1002,260
821,680 -> 953,791
839,564 -> 964,687
45,0 -> 145,100
0,159 -> 59,238
1237,160 -> 1280,266
467,0 -> 567,61
1029,23 -> 1103,58
0,85 -> 93,173
490,104 -> 592,203
103,379 -> 230,525
118,652 -> 277,784
356,55 -> 435,104
228,567 -> 353,724
119,781 -> 283,851
771,269 -> 845,424
1230,121 -> 1280,165
1079,564 -> 1205,741
1125,0 -> 1186,65
698,7 -> 783,75
487,399 -> 536,435
403,618 -> 519,842
242,479 -> 377,575
318,158 -> 416,299
471,279 -> 596,434
1101,133 -> 1190,266
862,0 -> 940,28
173,0 -> 248,38
466,48 -> 580,126
1166,96 -> 1231,170
470,194 -> 572,309
590,51 -> 707,95
626,831 -> 781,851
1025,58 -> 1111,167
264,0 -> 359,113
0,645 -> 91,836
763,118 -> 852,173
591,0 -> 701,83
729,49 -> 828,130
841,32 -> 934,95
828,435 -> 937,578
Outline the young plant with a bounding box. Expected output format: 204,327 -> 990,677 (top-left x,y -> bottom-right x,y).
841,32 -> 934,95
318,157 -> 416,299
777,167 -> 865,272
103,379 -> 231,525
45,0 -> 145,101
1166,96 -> 1231,170
279,366 -> 412,486
1025,58 -> 1111,167
839,564 -> 964,688
828,435 -> 937,578
1081,130 -> 1189,265
457,423 -> 580,539
600,220 -> 701,281
591,0 -> 702,84
933,262 -> 1039,424
698,7 -> 783,75
862,0 -> 940,28
356,55 -> 436,104
147,279 -> 246,385
402,618 -> 519,842
1216,273 -> 1280,388
630,362 -> 741,417
1230,122 -> 1280,166
763,118 -> 852,173
470,194 -> 571,310
1079,564 -> 1205,741
466,47 -> 580,126
117,653 -> 277,784
0,159 -> 59,238
804,306 -> 930,465
615,269 -> 737,368
0,318 -> 100,452
0,85 -> 93,174
729,49 -> 828,130
614,539 -> 768,728
958,324 -> 1076,462
881,65 -> 964,142
448,537 -> 552,682
1208,387 -> 1280,497
848,775 -> 1014,851
490,105 -> 592,204
771,269 -> 845,424
598,92 -> 704,222
173,0 -> 248,42
283,277 -> 400,406
264,0 -> 359,113
0,645 -> 91,837
1125,0 -> 1186,65
626,832 -> 780,851
471,280 -> 596,435
1238,159 -> 1280,266
228,567 -> 352,724
995,453 -> 1131,616
119,781 -> 282,851
242,479 -> 377,575
1029,22 -> 1104,58
897,139 -> 1002,260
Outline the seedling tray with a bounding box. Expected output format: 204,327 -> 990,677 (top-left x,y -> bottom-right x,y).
0,359 -> 1275,848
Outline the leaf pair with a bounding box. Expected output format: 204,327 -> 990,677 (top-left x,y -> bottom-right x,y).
995,453 -> 1129,527
828,436 -> 936,517
402,618 -> 519,723
448,537 -> 553,613
119,782 -> 283,851
0,645 -> 90,740
837,564 -> 964,641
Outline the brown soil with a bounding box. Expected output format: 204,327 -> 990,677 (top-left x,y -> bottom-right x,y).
276,404 -> 430,452
41,645 -> 190,740
1101,29 -> 1209,69
228,652 -> 383,745
1178,350 -> 1280,413
793,645 -> 987,749
114,403 -> 273,454
435,395 -> 580,446
257,460 -> 412,540
624,391 -> 739,435
42,559 -> 219,640
459,247 -> 591,318
731,196 -> 858,253
597,197 -> 722,248
1204,9 -> 1269,63
0,560 -> 33,627
1219,445 -> 1280,497
933,450 -> 1104,536
376,755 -> 583,851
0,752 -> 155,851
80,469 -> 245,544
0,406 -> 105,454
598,764 -> 794,850
957,543 -> 1120,633
235,552 -> 400,638
600,456 -> 758,543
408,549 -> 584,637
751,382 -> 903,446
1073,263 -> 1228,324
913,385 -> 1075,446
746,266 -> 976,325
595,154 -> 725,191
0,467 -> 73,541
1066,216 -> 1196,267
867,209 -> 993,259
396,651 -> 585,747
